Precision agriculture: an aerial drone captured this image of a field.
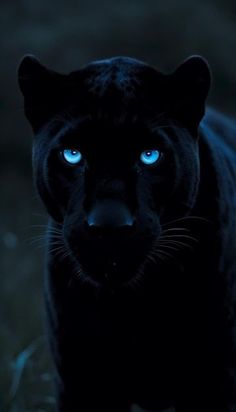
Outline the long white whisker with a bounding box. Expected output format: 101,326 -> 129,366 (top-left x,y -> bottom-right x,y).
157,239 -> 194,251
159,234 -> 198,242
161,215 -> 211,228
153,249 -> 175,260
161,227 -> 190,234
153,244 -> 180,252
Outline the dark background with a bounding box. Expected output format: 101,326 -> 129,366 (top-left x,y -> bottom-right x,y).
1,1 -> 236,411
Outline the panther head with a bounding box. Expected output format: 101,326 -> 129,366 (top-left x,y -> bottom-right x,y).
18,55 -> 211,288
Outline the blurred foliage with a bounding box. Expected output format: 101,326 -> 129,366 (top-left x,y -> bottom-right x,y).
1,0 -> 236,410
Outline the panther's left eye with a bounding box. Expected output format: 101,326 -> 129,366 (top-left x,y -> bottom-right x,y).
140,149 -> 161,165
62,149 -> 82,165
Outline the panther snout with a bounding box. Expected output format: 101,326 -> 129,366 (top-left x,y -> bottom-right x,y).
85,199 -> 135,236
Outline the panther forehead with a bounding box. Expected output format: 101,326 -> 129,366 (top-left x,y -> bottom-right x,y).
82,56 -> 159,98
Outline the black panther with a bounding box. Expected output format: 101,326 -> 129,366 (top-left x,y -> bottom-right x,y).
18,54 -> 236,411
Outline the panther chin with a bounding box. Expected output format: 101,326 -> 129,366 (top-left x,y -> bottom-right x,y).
78,256 -> 147,289
71,238 -> 153,289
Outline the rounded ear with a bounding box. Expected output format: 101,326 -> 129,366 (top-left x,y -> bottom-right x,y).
172,55 -> 211,98
169,55 -> 212,134
18,55 -> 50,95
17,55 -> 66,133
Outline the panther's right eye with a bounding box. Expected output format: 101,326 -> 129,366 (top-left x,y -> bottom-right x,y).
61,149 -> 82,165
140,149 -> 161,165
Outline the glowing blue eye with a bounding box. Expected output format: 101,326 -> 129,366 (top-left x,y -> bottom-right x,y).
140,149 -> 161,165
62,149 -> 82,164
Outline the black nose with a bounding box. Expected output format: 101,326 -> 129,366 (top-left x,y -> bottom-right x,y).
85,200 -> 135,236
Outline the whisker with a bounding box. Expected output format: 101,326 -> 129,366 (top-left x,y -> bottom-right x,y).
161,215 -> 211,228
153,242 -> 186,267
153,249 -> 175,260
61,250 -> 72,260
159,234 -> 199,243
161,227 -> 190,234
50,247 -> 73,262
154,251 -> 169,262
26,233 -> 64,250
49,245 -> 66,254
145,253 -> 157,264
147,250 -> 165,264
126,269 -> 144,291
28,224 -> 63,231
28,233 -> 62,242
157,239 -> 195,251
153,244 -> 180,252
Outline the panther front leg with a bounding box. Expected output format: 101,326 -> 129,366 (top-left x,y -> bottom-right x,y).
174,339 -> 236,412
55,363 -> 132,412
50,311 -> 132,412
56,382 -> 131,412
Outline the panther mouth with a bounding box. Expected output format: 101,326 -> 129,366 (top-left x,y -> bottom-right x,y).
65,207 -> 160,288
71,235 -> 152,288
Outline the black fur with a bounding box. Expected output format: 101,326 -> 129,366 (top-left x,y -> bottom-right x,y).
18,55 -> 236,411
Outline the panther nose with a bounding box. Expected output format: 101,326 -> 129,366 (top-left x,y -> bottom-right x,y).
85,200 -> 135,235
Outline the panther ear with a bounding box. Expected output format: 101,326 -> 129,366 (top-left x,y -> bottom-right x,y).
169,55 -> 211,134
18,55 -> 66,133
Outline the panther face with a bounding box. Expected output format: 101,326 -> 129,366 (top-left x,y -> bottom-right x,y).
18,55 -> 211,287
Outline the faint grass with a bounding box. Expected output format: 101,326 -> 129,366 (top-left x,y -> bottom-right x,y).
1,337 -> 55,412
10,337 -> 44,398
0,169 -> 55,412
